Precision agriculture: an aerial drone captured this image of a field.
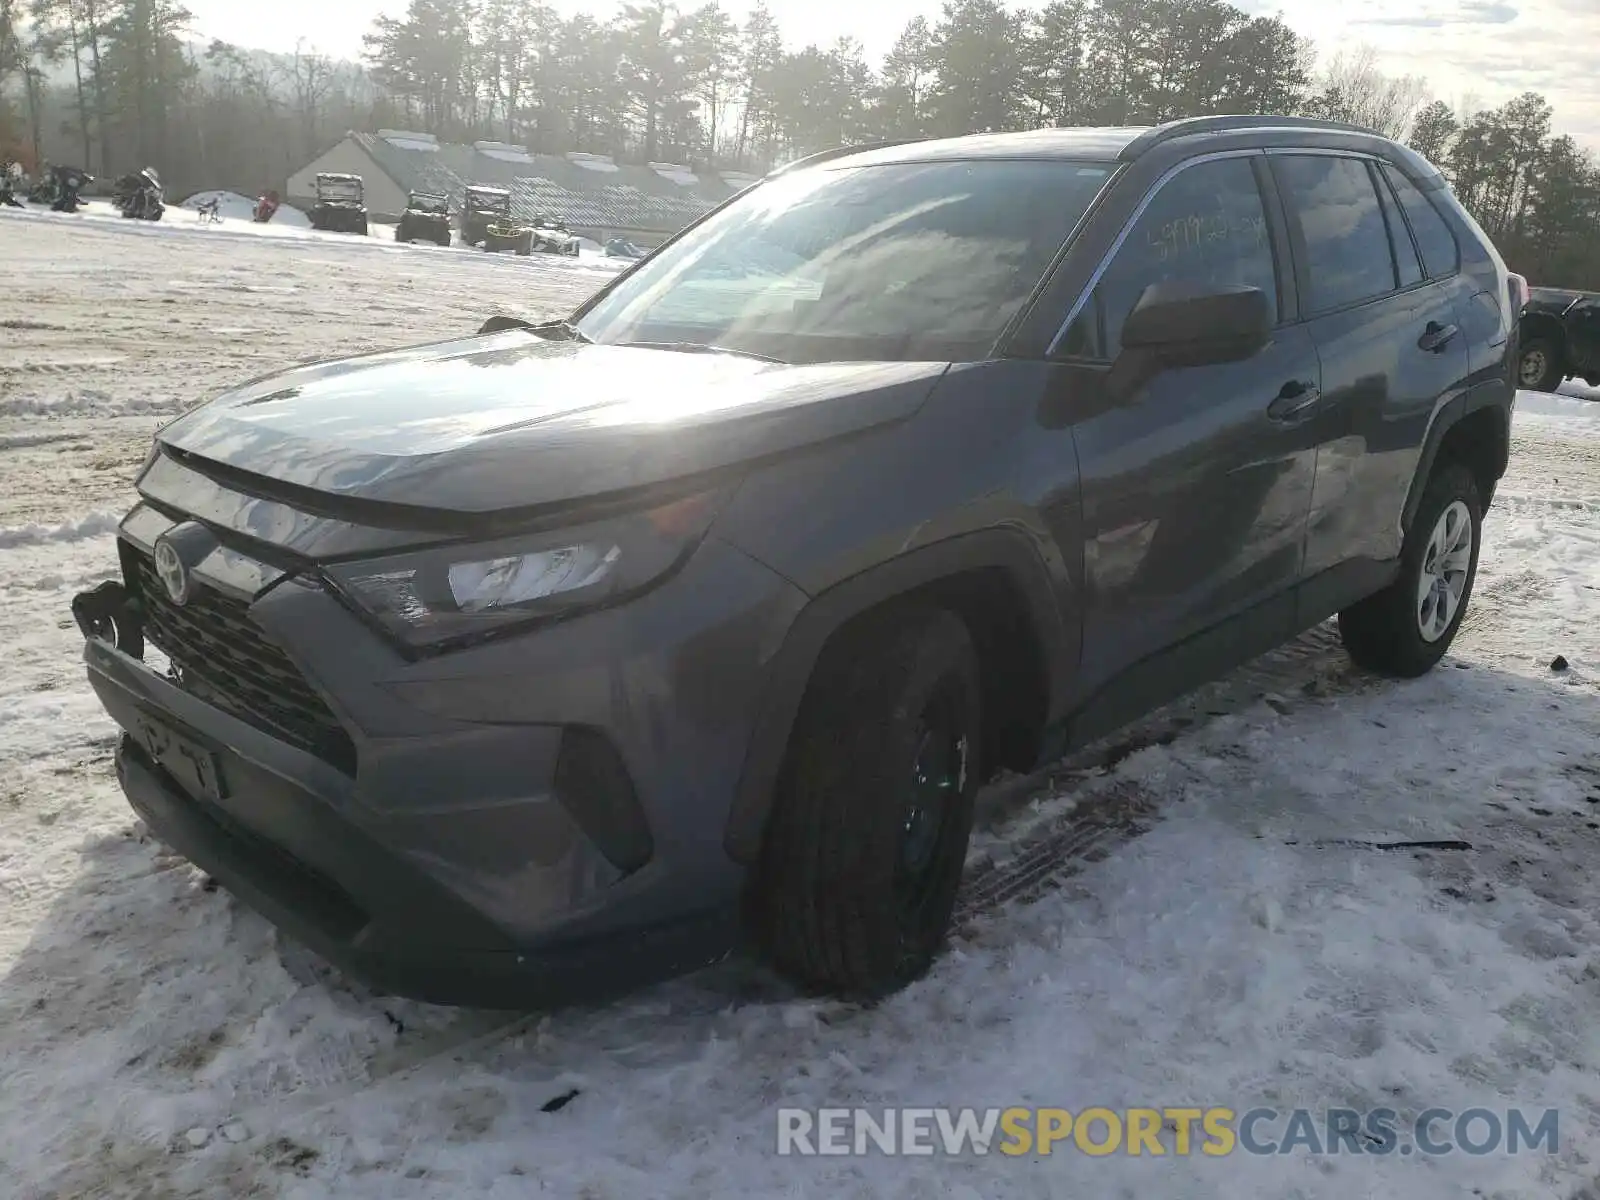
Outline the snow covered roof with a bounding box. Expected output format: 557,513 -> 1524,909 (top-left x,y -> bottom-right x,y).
475,141 -> 536,165
567,152 -> 619,174
648,162 -> 698,186
377,129 -> 438,153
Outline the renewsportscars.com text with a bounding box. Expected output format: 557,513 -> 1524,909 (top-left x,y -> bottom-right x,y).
776,1106 -> 1560,1158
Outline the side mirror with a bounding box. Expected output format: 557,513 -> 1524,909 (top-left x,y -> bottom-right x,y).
1118,281 -> 1273,369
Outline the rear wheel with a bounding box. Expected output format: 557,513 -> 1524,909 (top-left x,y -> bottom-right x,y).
1338,461 -> 1482,677
754,606 -> 982,999
1518,337 -> 1565,392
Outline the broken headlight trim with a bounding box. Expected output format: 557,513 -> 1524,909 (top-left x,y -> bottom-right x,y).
323,487 -> 729,651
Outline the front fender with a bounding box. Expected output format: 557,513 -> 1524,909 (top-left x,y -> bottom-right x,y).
722,529 -> 1069,865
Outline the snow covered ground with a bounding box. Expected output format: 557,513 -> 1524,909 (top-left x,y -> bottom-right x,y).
5,212 -> 1600,1199
180,190 -> 314,227
3,195 -> 632,263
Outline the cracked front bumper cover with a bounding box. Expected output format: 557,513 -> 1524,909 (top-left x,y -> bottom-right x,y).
75,579 -> 743,1010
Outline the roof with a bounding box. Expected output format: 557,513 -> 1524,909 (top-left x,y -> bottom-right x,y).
347,131 -> 744,231
819,128 -> 1153,170
808,117 -> 1408,173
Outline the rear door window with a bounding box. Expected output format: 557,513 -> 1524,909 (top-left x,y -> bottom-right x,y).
1272,154 -> 1397,314
1375,171 -> 1424,289
1382,164 -> 1461,279
1068,155 -> 1278,358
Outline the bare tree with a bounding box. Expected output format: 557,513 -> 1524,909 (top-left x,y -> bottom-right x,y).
1306,44 -> 1429,139
285,38 -> 334,159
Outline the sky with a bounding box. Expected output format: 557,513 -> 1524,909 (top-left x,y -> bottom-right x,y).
185,0 -> 1600,151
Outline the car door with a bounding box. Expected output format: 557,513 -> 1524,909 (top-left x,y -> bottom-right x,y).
1566,296 -> 1600,379
1051,151 -> 1323,734
1268,151 -> 1473,622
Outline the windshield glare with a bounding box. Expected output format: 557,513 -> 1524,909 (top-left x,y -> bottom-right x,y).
575,159 -> 1115,364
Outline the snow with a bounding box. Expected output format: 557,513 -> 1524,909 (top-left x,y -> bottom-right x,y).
379,130 -> 439,154
0,196 -> 631,267
475,141 -> 536,165
0,510 -> 123,550
648,162 -> 700,187
182,190 -> 312,227
567,152 -> 620,174
6,209 -> 1600,1197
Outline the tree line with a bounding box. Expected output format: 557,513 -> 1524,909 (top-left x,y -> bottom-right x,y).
2,0 -> 1597,286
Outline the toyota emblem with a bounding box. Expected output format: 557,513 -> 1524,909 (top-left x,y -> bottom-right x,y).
153,536 -> 190,606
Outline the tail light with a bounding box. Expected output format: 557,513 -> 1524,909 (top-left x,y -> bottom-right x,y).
1508,272 -> 1530,315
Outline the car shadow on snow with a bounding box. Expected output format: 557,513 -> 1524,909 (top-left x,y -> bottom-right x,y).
6,622 -> 1600,1195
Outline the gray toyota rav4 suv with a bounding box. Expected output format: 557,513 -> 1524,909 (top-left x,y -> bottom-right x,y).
74,115 -> 1517,1008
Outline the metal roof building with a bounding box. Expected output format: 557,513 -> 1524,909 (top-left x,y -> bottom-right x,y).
286,130 -> 760,244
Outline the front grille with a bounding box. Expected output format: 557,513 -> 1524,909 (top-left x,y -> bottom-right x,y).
123,541 -> 356,774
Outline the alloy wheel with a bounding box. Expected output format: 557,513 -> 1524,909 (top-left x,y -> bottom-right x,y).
1519,348 -> 1548,388
1416,499 -> 1473,642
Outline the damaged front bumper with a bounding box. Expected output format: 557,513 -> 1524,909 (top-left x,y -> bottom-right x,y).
70,572 -> 745,1010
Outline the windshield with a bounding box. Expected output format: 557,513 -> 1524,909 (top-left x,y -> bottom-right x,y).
470,192 -> 511,213
320,178 -> 361,202
412,194 -> 446,212
574,158 -> 1114,363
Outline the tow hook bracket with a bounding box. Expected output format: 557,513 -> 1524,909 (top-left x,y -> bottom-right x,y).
72,581 -> 146,659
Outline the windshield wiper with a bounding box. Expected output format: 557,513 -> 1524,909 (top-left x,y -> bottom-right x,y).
531,318 -> 592,343
480,315 -> 592,342
613,340 -> 783,364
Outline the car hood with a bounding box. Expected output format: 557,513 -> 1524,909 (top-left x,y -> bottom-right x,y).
155,330 -> 949,515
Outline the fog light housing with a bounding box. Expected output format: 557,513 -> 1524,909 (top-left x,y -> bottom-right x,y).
553,727 -> 653,875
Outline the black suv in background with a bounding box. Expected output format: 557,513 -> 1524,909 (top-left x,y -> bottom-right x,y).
1518,285 -> 1600,392
74,116 -> 1517,1009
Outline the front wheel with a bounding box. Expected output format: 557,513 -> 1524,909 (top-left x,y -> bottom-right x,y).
1338,462 -> 1482,677
1518,337 -> 1565,392
754,606 -> 982,999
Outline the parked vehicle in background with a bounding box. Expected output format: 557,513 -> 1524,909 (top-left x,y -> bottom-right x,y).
308,173 -> 368,235
604,238 -> 647,259
397,190 -> 452,246
529,213 -> 581,256
483,221 -> 534,255
459,185 -> 512,246
115,168 -> 165,222
1517,285 -> 1600,392
254,190 -> 281,223
31,164 -> 92,212
71,115 -> 1517,1011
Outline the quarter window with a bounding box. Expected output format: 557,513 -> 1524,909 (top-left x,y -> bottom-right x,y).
1075,156 -> 1278,358
1274,154 -> 1398,313
1382,163 -> 1461,278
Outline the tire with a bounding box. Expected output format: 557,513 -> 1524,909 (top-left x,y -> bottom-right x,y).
1338,461 -> 1482,678
754,605 -> 982,999
1518,337 -> 1565,392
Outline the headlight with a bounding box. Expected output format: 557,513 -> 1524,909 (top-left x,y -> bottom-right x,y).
323,487 -> 730,652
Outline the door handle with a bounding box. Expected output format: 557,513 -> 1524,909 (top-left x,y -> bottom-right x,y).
1267,380 -> 1321,420
1418,321 -> 1460,353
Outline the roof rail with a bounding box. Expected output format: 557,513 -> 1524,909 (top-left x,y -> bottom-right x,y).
766,138 -> 928,178
1119,114 -> 1381,161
